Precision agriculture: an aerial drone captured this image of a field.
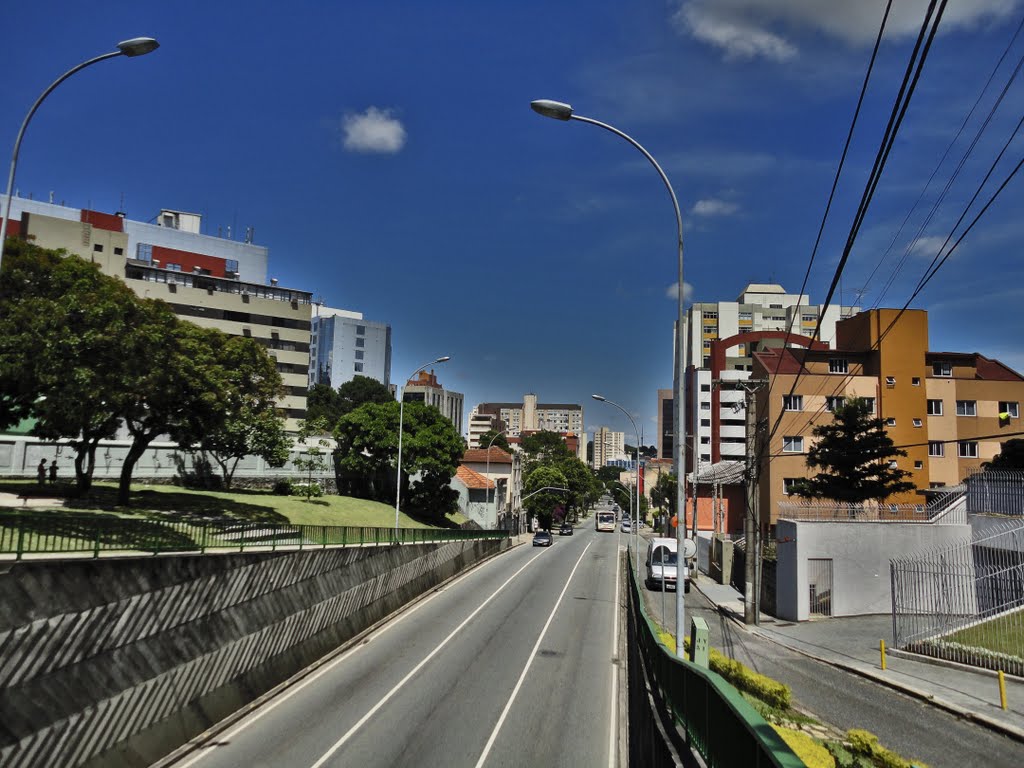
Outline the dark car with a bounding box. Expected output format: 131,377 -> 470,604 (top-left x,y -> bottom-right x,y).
533,530 -> 553,547
559,522 -> 574,536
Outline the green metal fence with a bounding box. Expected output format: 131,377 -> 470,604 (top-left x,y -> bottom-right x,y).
0,512 -> 509,560
627,557 -> 806,767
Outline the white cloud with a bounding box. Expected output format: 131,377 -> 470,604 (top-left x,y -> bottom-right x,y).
665,281 -> 695,301
907,235 -> 948,257
342,107 -> 406,154
672,0 -> 1019,60
692,198 -> 740,217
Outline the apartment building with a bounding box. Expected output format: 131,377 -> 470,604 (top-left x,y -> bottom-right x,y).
5,197 -> 311,430
309,306 -> 392,389
592,427 -> 626,468
402,370 -> 464,435
753,308 -> 1024,526
687,283 -> 859,470
467,410 -> 505,449
473,394 -> 585,462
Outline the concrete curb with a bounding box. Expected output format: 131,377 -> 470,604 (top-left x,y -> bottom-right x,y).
694,583 -> 1024,745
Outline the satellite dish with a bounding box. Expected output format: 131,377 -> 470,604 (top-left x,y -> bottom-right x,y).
682,538 -> 697,559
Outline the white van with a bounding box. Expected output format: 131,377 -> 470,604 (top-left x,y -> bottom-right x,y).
645,537 -> 690,593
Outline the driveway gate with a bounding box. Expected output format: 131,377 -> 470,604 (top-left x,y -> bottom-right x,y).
808,558 -> 833,617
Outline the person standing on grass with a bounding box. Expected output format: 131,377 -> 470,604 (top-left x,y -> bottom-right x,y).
49,462 -> 57,484
37,459 -> 47,485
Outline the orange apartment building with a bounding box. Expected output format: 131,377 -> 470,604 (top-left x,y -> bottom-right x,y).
752,308 -> 1024,528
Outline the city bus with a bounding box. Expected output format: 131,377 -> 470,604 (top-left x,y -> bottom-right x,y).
596,511 -> 615,532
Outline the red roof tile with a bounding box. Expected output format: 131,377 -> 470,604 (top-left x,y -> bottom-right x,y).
462,447 -> 513,464
455,465 -> 495,490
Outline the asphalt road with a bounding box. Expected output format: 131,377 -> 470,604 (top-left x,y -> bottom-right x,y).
165,525 -> 622,768
638,576 -> 1023,768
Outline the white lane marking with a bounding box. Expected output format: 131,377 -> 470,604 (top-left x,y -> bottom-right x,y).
472,541 -> 594,768
173,547 -> 529,768
608,540 -> 622,768
308,550 -> 546,768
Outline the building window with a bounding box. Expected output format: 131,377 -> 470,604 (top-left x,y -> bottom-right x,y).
700,418 -> 710,427
933,361 -> 952,377
912,377 -> 921,386
863,397 -> 876,413
739,312 -> 753,321
356,338 -> 365,348
700,384 -> 711,392
700,436 -> 710,444
703,325 -> 716,334
700,402 -> 711,410
355,350 -> 364,360
913,418 -> 922,427
703,311 -> 718,319
885,376 -> 896,386
783,478 -> 801,495
700,453 -> 711,462
956,400 -> 977,416
354,362 -> 364,372
93,243 -> 104,252
356,325 -> 366,335
114,247 -> 124,256
888,460 -> 898,469
801,314 -> 816,322
829,359 -> 848,374
928,441 -> 944,457
999,401 -> 1019,418
826,396 -> 845,412
783,395 -> 803,412
885,417 -> 896,426
914,460 -> 923,469
927,399 -> 943,416
958,441 -> 979,458
782,436 -> 804,453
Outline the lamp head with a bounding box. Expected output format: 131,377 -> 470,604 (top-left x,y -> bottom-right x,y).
117,37 -> 160,57
435,355 -> 451,364
530,99 -> 573,121
591,394 -> 606,402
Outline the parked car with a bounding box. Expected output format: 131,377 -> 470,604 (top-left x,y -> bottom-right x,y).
621,519 -> 632,533
559,522 -> 573,536
532,530 -> 553,547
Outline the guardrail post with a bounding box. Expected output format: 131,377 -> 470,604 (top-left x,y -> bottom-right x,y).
880,639 -> 887,670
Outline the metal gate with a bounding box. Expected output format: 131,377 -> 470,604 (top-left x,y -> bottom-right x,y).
808,558 -> 833,617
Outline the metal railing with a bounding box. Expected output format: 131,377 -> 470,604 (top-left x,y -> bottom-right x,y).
967,470 -> 1024,516
891,518 -> 1024,676
0,512 -> 509,561
627,556 -> 804,767
777,500 -> 931,522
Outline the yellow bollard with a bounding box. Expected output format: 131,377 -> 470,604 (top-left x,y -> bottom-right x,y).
880,639 -> 887,671
999,670 -> 1007,711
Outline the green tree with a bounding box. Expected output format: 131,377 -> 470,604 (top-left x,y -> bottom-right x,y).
477,428 -> 511,453
337,375 -> 393,415
796,396 -> 915,504
305,383 -> 345,427
983,438 -> 1024,470
334,401 -> 398,500
520,430 -> 572,473
651,472 -> 678,517
555,456 -> 599,522
198,336 -> 288,488
523,465 -> 568,530
293,417 -> 333,500
399,402 -> 464,520
0,241 -> 145,493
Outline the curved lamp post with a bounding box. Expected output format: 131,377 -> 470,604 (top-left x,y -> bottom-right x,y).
533,99 -> 688,656
592,395 -> 642,579
484,429 -> 507,522
0,38 -> 160,271
394,355 -> 451,536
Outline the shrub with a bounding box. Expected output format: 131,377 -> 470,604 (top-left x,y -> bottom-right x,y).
292,482 -> 323,498
846,729 -> 929,768
272,479 -> 293,496
771,725 -> 835,768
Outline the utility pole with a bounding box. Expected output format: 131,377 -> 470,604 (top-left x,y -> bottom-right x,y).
741,379 -> 766,626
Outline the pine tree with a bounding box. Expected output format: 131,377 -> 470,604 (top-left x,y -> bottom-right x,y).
796,397 -> 915,503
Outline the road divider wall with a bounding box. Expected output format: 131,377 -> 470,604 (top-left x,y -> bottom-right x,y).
0,537 -> 509,768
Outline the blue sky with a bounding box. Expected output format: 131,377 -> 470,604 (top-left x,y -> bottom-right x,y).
4,1 -> 1024,442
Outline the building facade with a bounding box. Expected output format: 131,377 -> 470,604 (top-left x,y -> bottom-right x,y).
309,306 -> 391,389
402,370 -> 464,435
473,394 -> 585,462
753,308 -> 1024,527
592,427 -> 626,468
7,199 -> 311,430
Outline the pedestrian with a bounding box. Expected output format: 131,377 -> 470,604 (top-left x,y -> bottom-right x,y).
37,459 -> 47,486
49,462 -> 57,484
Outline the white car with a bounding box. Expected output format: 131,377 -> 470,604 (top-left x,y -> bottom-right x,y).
620,519 -> 632,533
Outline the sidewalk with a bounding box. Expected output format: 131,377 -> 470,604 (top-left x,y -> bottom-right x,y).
0,491 -> 66,508
694,578 -> 1024,742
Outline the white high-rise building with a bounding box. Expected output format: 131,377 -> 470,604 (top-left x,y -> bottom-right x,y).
308,306 -> 391,389
592,427 -> 626,468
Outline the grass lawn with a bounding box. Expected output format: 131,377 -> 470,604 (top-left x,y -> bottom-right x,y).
945,610 -> 1024,659
0,479 -> 468,530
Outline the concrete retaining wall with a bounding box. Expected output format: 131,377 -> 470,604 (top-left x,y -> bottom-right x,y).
0,538 -> 508,768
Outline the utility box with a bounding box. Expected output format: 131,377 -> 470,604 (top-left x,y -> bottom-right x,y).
690,617 -> 709,668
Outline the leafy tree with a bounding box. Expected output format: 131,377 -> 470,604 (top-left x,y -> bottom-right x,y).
198,336 -> 288,488
337,375 -> 393,415
305,383 -> 345,427
983,438 -> 1024,470
0,241 -> 143,492
334,401 -> 398,500
651,472 -> 678,517
399,402 -> 464,520
795,396 -> 915,504
520,430 -> 572,473
293,417 -> 334,500
555,456 -> 599,522
523,465 -> 568,530
477,428 -> 511,453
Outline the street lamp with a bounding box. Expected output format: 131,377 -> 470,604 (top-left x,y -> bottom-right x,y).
0,38 -> 160,272
592,394 -> 642,580
394,355 -> 451,537
533,99 -> 688,657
